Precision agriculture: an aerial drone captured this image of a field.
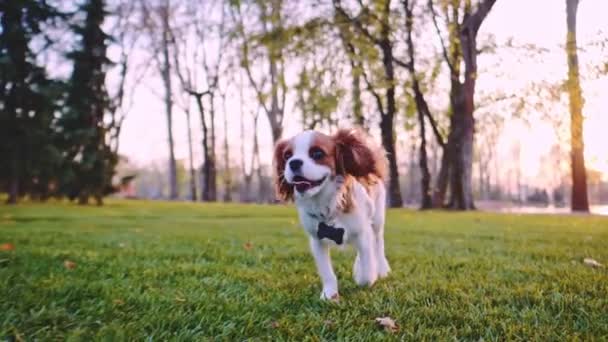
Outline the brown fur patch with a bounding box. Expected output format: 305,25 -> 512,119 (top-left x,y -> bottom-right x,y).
335,175 -> 355,213
273,139 -> 293,201
333,128 -> 387,193
311,133 -> 337,173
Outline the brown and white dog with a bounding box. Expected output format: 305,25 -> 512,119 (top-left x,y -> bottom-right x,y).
273,128 -> 390,300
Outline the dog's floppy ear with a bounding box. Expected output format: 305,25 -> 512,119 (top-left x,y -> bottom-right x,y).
273,138 -> 294,201
334,128 -> 387,180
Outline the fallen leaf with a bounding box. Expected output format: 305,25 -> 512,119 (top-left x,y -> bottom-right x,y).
375,316 -> 399,333
583,258 -> 603,268
270,321 -> 280,329
0,243 -> 15,251
323,320 -> 334,326
64,260 -> 77,270
113,299 -> 125,305
243,242 -> 253,250
11,329 -> 24,342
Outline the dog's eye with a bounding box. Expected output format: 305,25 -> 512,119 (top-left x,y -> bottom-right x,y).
283,150 -> 293,160
309,147 -> 325,160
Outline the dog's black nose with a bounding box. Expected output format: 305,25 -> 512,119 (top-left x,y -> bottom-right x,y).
289,159 -> 303,172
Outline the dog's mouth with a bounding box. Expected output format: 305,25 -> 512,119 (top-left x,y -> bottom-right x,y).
292,175 -> 326,193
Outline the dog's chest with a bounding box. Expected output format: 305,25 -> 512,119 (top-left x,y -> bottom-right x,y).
297,203 -> 356,245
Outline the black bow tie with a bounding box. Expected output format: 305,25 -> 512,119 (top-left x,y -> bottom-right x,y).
317,222 -> 345,245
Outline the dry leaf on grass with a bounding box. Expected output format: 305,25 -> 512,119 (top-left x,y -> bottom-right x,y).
375,316 -> 399,333
270,321 -> 280,329
11,329 -> 24,342
64,260 -> 77,270
113,299 -> 125,305
243,242 -> 253,250
583,258 -> 603,268
0,243 -> 15,251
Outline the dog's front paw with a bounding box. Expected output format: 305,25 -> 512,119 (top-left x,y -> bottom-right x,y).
378,258 -> 391,279
320,286 -> 340,302
321,284 -> 340,302
354,271 -> 377,287
354,261 -> 377,287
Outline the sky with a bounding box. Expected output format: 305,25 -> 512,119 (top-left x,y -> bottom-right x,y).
116,0 -> 608,184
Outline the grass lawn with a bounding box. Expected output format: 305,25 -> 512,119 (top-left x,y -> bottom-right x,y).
1,200 -> 607,340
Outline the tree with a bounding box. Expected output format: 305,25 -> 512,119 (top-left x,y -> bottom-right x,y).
0,0 -> 64,204
295,56 -> 343,130
174,90 -> 197,201
140,0 -> 179,200
231,0 -> 288,144
58,0 -> 115,205
421,0 -> 497,210
333,0 -> 404,207
402,0 -> 442,209
170,0 -> 228,202
565,0 -> 589,212
220,89 -> 233,202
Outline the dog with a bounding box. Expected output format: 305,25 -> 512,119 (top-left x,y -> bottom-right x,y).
273,128 -> 390,300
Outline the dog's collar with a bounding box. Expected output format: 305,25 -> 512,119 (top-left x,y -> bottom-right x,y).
307,211 -> 326,221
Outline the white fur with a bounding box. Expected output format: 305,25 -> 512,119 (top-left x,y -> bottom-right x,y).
285,131 -> 390,300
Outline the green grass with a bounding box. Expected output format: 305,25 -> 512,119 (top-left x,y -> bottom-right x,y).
1,200 -> 607,340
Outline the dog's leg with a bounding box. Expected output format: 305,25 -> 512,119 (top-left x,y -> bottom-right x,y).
372,217 -> 391,278
353,229 -> 378,287
309,238 -> 339,300
374,228 -> 391,278
371,184 -> 390,278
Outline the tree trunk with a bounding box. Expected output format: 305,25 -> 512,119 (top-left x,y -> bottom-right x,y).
565,0 -> 589,212
7,160 -> 19,205
239,77 -> 248,203
195,94 -> 212,202
251,118 -> 261,202
78,191 -> 89,205
417,105 -> 432,209
432,148 -> 450,207
161,6 -> 178,200
94,193 -> 103,206
185,109 -> 197,201
380,42 -> 403,208
208,94 -> 217,201
268,57 -> 283,143
222,96 -> 232,202
380,113 -> 403,208
446,87 -> 475,210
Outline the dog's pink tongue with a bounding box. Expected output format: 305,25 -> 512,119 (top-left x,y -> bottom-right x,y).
295,181 -> 311,192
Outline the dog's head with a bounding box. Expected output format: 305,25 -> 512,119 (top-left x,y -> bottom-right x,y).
273,128 -> 387,201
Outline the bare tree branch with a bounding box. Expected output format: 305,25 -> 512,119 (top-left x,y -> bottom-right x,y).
333,0 -> 382,46
403,0 -> 446,148
428,0 -> 456,74
461,0 -> 497,34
